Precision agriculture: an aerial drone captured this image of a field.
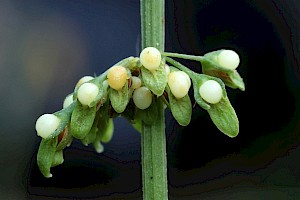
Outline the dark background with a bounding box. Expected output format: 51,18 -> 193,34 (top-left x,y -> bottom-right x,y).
1,0 -> 300,199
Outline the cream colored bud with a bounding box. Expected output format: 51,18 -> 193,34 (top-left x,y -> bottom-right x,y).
140,47 -> 161,71
199,80 -> 222,104
77,82 -> 99,106
217,50 -> 240,70
131,76 -> 142,89
35,114 -> 60,138
76,76 -> 94,88
133,87 -> 152,110
167,71 -> 191,99
63,94 -> 73,109
107,66 -> 128,90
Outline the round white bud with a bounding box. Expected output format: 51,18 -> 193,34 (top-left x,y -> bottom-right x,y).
63,94 -> 73,109
140,47 -> 161,71
199,80 -> 223,104
131,76 -> 142,89
133,87 -> 152,110
35,114 -> 60,138
76,76 -> 94,88
167,71 -> 191,99
77,82 -> 99,106
217,50 -> 240,70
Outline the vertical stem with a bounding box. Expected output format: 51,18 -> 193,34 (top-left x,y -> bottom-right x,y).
141,0 -> 165,51
141,0 -> 168,200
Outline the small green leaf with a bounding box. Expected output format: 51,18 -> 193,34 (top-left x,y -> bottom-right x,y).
56,126 -> 72,151
121,100 -> 142,134
141,63 -> 167,96
166,86 -> 192,126
95,101 -> 114,143
207,96 -> 239,137
131,118 -> 142,134
109,81 -> 130,113
93,141 -> 104,153
121,100 -> 136,122
136,96 -> 158,125
37,137 -> 58,178
81,123 -> 98,146
99,118 -> 114,143
51,150 -> 64,167
70,103 -> 97,139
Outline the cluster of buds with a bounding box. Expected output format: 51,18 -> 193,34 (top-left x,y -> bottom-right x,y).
35,47 -> 244,178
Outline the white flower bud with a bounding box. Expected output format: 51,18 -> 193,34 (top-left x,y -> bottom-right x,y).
164,64 -> 170,75
35,114 -> 60,138
131,76 -> 142,89
76,76 -> 94,88
107,66 -> 128,90
133,86 -> 152,110
167,71 -> 191,99
140,47 -> 161,71
63,94 -> 73,109
217,50 -> 240,70
77,82 -> 99,106
199,80 -> 222,104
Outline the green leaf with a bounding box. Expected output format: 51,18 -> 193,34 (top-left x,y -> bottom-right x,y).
51,150 -> 64,167
70,103 -> 97,139
99,118 -> 114,143
207,96 -> 239,137
37,137 -> 58,178
81,123 -> 98,146
202,50 -> 245,91
109,81 -> 130,113
141,63 -> 167,96
56,126 -> 73,151
166,86 -> 192,126
121,100 -> 142,134
136,96 -> 158,125
121,100 -> 136,122
94,101 -> 114,143
93,141 -> 104,153
131,118 -> 142,134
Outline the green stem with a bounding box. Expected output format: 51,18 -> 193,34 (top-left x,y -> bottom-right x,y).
163,52 -> 204,62
141,0 -> 165,51
141,0 -> 168,200
165,57 -> 197,78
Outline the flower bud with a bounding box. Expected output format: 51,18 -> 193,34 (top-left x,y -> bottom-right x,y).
63,94 -> 73,109
133,86 -> 152,110
202,49 -> 244,91
217,50 -> 240,70
77,82 -> 99,106
140,47 -> 161,71
199,80 -> 222,104
131,76 -> 142,89
36,114 -> 60,138
167,71 -> 191,99
76,76 -> 94,88
107,66 -> 128,90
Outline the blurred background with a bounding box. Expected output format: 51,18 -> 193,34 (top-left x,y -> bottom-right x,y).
0,0 -> 300,199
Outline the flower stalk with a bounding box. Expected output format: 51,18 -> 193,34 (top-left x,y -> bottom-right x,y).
141,0 -> 168,199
